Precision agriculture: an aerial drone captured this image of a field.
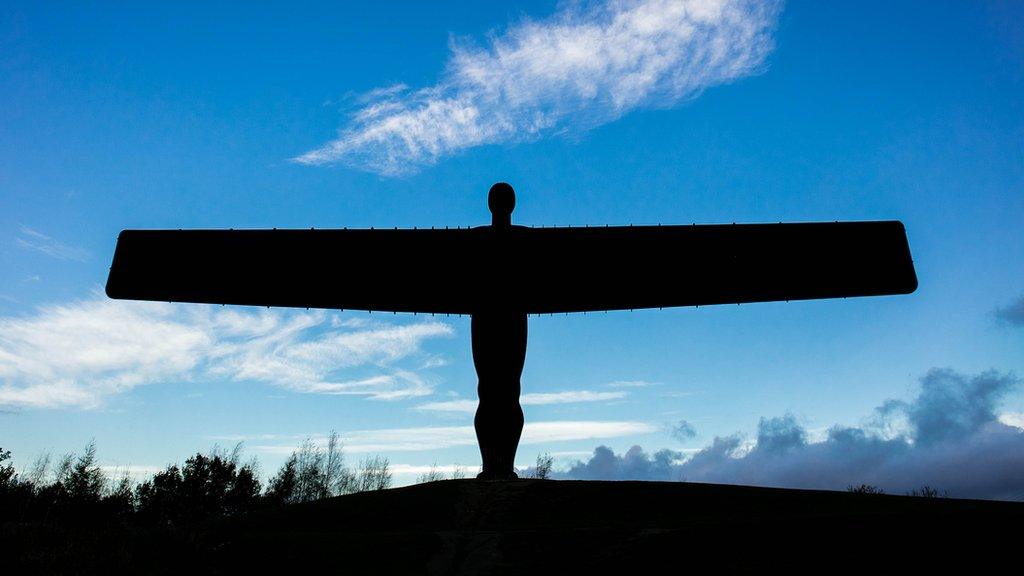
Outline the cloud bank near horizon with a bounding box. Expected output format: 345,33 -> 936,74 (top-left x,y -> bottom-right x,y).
562,369 -> 1024,501
0,295 -> 452,409
296,0 -> 782,175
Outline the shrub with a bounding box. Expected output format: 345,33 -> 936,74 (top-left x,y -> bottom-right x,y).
532,453 -> 554,480
908,485 -> 946,498
847,484 -> 885,495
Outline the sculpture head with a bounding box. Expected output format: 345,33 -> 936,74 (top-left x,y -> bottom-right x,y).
488,182 -> 515,227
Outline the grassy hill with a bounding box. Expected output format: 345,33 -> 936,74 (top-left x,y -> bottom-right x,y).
213,479 -> 1021,574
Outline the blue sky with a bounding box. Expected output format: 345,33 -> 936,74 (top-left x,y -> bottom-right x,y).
1,1 -> 1023,495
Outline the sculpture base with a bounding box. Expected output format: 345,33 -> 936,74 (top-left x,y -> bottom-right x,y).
476,469 -> 519,480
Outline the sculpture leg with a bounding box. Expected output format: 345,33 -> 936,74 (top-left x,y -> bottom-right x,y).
471,312 -> 527,480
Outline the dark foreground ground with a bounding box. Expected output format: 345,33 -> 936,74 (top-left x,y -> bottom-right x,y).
228,479 -> 1021,574
7,479 -> 1023,574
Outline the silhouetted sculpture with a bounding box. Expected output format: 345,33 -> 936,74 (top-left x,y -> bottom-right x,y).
106,182 -> 917,479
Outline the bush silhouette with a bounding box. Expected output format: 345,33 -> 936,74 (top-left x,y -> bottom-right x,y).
846,484 -> 886,495
532,453 -> 555,479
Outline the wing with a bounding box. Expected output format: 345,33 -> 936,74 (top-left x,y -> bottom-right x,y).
105,228 -> 484,314
510,221 -> 917,313
106,221 -> 917,315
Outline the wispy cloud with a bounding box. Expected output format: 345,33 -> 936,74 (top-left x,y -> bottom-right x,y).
250,420 -> 656,454
414,399 -> 478,413
605,380 -> 660,388
564,369 -> 1024,501
994,295 -> 1024,327
523,390 -> 627,405
15,226 -> 89,261
670,419 -> 697,441
99,464 -> 167,483
0,294 -> 452,409
389,463 -> 474,476
295,0 -> 782,175
415,389 -> 627,412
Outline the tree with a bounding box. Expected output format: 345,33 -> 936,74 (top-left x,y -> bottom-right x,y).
353,456 -> 392,492
226,459 -> 262,515
321,431 -> 353,497
102,472 -> 136,520
23,453 -> 51,487
272,432 -> 359,502
53,452 -> 74,486
136,464 -> 184,525
0,447 -> 32,523
266,454 -> 299,504
294,438 -> 326,502
62,441 -> 104,502
136,446 -> 262,526
269,433 -> 349,502
416,463 -> 447,484
0,447 -> 15,490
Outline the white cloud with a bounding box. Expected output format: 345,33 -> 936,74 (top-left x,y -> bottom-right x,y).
251,426 -> 473,454
1000,412 -> 1024,429
389,463 -> 475,476
16,226 -> 90,261
521,420 -> 656,444
549,450 -> 597,458
415,399 -> 478,413
99,464 -> 166,483
524,390 -> 627,404
295,0 -> 781,175
416,389 -> 627,412
0,294 -> 453,409
250,419 -> 656,454
606,380 -> 660,388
